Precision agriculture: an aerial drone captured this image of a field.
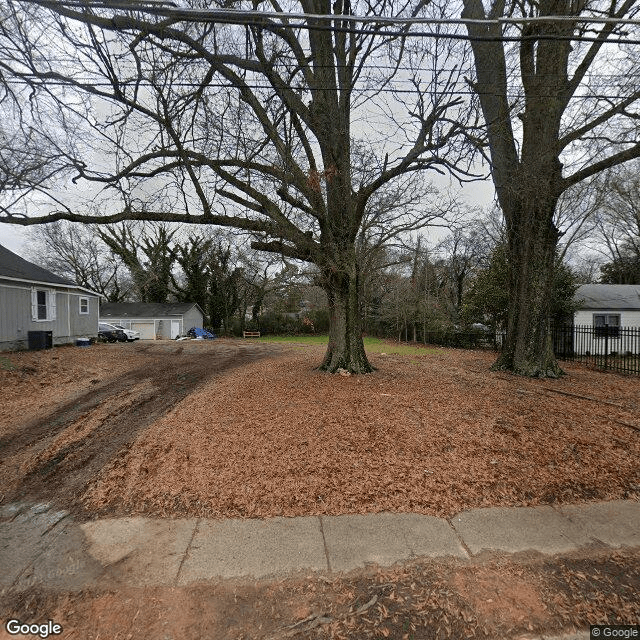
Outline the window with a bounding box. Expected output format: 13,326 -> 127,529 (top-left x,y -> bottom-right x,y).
31,288 -> 56,322
79,297 -> 89,315
594,314 -> 620,338
37,290 -> 47,320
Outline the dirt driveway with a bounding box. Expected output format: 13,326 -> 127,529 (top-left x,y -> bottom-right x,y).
0,340 -> 283,516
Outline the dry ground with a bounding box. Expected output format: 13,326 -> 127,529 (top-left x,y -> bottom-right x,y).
1,547 -> 639,639
0,339 -> 638,518
2,340 -> 640,639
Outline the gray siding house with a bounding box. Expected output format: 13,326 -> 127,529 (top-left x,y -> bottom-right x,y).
99,302 -> 205,339
0,244 -> 101,351
573,284 -> 640,355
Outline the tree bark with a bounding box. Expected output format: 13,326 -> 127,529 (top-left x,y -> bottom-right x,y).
319,257 -> 374,374
461,0 -> 573,377
494,198 -> 564,377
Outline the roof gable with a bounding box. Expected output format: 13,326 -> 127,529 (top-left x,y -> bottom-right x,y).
0,243 -> 76,286
100,302 -> 204,318
574,284 -> 640,310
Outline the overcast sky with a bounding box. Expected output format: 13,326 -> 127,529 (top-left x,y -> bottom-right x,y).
0,224 -> 28,254
0,175 -> 497,260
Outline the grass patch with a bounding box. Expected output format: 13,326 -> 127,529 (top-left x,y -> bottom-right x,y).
363,337 -> 439,356
257,334 -> 328,346
257,335 -> 438,356
0,356 -> 16,371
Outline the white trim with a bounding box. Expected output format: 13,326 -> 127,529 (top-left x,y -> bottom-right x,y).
593,312 -> 621,323
79,296 -> 90,315
100,317 -> 171,323
49,289 -> 56,320
67,293 -> 71,338
0,275 -> 101,297
581,307 -> 640,312
30,287 -> 57,322
1,282 -> 98,302
0,282 -> 33,292
31,288 -> 38,320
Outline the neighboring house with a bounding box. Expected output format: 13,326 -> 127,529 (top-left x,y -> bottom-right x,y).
99,302 -> 204,340
572,284 -> 640,355
0,243 -> 100,352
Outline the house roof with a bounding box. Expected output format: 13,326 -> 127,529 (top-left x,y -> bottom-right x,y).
0,243 -> 101,297
100,302 -> 204,318
575,284 -> 640,310
0,243 -> 76,286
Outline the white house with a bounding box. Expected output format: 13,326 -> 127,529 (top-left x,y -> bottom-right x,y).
0,244 -> 101,351
99,302 -> 205,340
572,284 -> 640,355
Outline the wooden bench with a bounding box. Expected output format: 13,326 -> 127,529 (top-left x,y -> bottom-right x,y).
243,331 -> 261,338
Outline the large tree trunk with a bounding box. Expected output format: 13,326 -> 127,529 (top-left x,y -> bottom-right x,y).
462,0 -> 575,377
319,257 -> 374,374
494,194 -> 564,377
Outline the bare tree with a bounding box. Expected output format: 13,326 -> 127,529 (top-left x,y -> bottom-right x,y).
0,1 -> 82,211
172,233 -> 214,312
589,161 -> 640,282
433,216 -> 491,320
98,223 -> 177,303
0,0 -> 478,372
27,222 -> 132,301
235,250 -> 286,322
462,0 -> 640,376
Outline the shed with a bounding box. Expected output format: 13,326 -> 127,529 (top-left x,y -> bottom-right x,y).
99,302 -> 204,340
572,284 -> 640,355
0,243 -> 101,351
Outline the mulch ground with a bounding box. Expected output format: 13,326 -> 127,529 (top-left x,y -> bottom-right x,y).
2,547 -> 639,640
2,341 -> 639,639
1,340 -> 639,519
73,343 -> 640,519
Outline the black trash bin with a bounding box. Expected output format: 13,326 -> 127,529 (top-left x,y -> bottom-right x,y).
28,331 -> 53,350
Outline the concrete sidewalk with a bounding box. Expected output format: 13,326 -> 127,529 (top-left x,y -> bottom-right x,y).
2,499 -> 639,593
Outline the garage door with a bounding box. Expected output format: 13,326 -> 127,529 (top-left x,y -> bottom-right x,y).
131,322 -> 155,340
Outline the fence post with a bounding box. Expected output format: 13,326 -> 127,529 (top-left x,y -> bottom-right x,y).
604,324 -> 609,370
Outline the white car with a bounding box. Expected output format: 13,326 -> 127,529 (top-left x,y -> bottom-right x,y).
101,322 -> 140,342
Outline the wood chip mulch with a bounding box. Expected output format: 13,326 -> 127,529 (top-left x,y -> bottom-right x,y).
80,345 -> 640,519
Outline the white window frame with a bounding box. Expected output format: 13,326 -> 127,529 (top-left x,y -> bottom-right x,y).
31,288 -> 57,322
79,296 -> 90,315
593,313 -> 620,338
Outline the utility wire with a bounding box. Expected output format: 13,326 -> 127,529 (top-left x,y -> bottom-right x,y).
33,1 -> 640,28
2,57 -> 637,78
5,76 -> 638,101
22,1 -> 640,44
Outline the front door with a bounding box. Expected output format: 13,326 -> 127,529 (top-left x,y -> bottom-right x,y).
171,320 -> 180,339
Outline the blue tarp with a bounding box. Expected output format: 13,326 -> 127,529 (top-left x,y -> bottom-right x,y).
187,327 -> 217,339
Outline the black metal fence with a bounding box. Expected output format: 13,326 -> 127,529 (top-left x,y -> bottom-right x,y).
551,324 -> 640,375
422,329 -> 500,350
422,325 -> 640,375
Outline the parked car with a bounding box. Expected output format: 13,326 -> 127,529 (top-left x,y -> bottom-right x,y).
112,323 -> 140,341
98,323 -> 128,343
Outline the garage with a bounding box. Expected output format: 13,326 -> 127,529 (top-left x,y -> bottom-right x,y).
130,322 -> 155,340
99,302 -> 205,340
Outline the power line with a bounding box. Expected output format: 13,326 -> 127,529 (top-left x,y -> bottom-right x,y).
24,1 -> 640,45
36,1 -> 640,28
5,76 -> 638,101
5,56 -> 636,79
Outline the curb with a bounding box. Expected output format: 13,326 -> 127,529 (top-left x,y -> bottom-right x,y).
1,499 -> 639,590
